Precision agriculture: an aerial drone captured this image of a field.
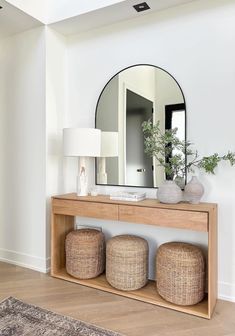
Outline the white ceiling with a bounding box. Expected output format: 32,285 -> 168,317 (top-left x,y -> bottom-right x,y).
0,0 -> 42,39
47,0 -> 127,24
49,0 -> 198,36
5,0 -> 46,23
0,0 -> 199,39
5,0 -> 126,24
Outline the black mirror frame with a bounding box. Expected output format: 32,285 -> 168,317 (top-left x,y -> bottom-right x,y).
95,63 -> 187,189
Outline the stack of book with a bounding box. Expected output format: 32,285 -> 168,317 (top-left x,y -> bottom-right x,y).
110,191 -> 146,202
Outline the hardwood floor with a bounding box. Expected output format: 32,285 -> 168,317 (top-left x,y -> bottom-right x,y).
0,261 -> 235,336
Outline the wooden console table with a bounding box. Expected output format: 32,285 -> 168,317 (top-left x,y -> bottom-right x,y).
51,193 -> 217,319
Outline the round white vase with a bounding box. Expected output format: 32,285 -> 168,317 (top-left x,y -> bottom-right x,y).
157,180 -> 182,204
185,176 -> 204,204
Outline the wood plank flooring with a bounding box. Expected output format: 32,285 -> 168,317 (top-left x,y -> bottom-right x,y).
0,262 -> 235,336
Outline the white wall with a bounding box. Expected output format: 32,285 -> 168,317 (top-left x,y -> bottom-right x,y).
45,27 -> 67,259
66,0 -> 235,301
0,40 -> 7,245
0,27 -> 47,272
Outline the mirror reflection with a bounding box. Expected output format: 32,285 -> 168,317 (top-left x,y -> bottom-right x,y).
95,64 -> 186,188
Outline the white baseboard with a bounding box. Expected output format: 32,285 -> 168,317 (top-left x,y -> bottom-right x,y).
218,282 -> 235,302
0,248 -> 235,303
0,248 -> 50,273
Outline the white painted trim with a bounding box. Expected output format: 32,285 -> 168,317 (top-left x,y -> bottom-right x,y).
117,80 -> 125,185
1,247 -> 235,303
218,281 -> 235,303
0,248 -> 50,273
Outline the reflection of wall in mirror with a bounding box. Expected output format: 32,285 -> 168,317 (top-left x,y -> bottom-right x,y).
118,66 -> 155,186
119,66 -> 155,99
154,69 -> 184,185
96,76 -> 119,185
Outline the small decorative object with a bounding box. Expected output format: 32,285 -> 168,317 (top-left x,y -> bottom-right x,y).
110,191 -> 146,201
157,180 -> 182,204
142,120 -> 235,203
63,128 -> 101,196
106,235 -> 149,291
185,176 -> 204,204
90,187 -> 98,196
156,242 -> 205,306
65,228 -> 105,279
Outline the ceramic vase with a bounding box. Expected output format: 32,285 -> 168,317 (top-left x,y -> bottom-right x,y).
157,180 -> 182,204
184,176 -> 204,204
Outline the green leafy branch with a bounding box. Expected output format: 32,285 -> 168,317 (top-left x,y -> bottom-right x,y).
142,120 -> 235,180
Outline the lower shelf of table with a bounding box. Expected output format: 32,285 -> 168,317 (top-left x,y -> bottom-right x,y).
51,268 -> 209,319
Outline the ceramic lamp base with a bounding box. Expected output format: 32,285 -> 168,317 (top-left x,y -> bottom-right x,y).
77,157 -> 88,196
97,157 -> 107,184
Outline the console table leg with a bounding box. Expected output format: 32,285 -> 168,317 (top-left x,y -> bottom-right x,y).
51,214 -> 75,276
208,206 -> 218,318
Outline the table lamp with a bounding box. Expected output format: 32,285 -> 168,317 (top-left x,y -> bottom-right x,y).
97,131 -> 118,184
63,128 -> 101,196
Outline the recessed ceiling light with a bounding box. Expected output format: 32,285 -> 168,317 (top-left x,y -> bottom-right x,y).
133,2 -> 150,12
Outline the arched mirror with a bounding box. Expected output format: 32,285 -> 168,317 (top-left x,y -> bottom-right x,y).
95,64 -> 186,188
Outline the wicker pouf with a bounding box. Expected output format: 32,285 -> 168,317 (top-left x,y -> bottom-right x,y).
65,229 -> 105,279
156,242 -> 205,306
106,235 -> 149,291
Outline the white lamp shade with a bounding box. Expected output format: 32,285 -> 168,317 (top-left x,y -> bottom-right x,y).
101,132 -> 118,157
63,128 -> 101,157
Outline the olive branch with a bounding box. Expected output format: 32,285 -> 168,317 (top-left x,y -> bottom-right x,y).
142,120 -> 235,180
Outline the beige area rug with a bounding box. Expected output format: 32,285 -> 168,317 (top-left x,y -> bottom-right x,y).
0,297 -> 124,336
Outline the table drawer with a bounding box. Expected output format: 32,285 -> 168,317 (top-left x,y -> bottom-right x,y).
53,199 -> 118,221
119,205 -> 208,232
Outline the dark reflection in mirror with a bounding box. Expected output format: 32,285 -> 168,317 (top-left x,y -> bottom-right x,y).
95,64 -> 186,188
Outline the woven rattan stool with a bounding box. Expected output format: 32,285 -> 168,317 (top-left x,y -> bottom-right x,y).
106,235 -> 149,291
65,229 -> 105,279
156,242 -> 205,306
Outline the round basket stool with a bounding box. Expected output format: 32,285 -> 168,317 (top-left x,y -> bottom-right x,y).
65,229 -> 105,279
106,235 -> 149,291
156,242 -> 205,306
